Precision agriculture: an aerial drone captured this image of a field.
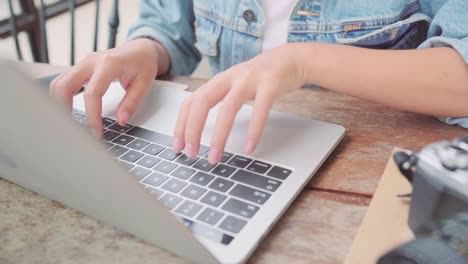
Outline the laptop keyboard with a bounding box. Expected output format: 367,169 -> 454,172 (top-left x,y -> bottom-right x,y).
72,109 -> 293,245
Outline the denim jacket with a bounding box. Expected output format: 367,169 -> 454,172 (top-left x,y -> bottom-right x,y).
128,0 -> 468,128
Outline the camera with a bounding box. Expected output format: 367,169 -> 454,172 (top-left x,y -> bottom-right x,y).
378,137 -> 468,264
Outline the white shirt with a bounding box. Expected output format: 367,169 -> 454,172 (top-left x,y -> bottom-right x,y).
261,0 -> 297,52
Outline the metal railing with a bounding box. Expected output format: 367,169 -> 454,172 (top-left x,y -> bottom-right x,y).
2,0 -> 120,65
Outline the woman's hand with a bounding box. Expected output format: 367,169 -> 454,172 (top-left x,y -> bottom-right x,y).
50,38 -> 170,136
173,44 -> 306,164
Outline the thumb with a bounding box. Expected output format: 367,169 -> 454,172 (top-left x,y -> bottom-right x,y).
116,76 -> 152,126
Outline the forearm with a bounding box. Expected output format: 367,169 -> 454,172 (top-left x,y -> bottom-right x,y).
295,43 -> 468,117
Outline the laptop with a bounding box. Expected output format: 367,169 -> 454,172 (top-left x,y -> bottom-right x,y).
0,60 -> 345,264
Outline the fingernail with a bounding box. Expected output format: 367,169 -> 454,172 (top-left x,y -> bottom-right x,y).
185,144 -> 196,157
245,140 -> 256,154
208,149 -> 221,164
119,111 -> 129,125
173,137 -> 183,153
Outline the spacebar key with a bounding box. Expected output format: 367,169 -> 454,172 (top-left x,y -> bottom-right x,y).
231,170 -> 281,192
126,126 -> 173,147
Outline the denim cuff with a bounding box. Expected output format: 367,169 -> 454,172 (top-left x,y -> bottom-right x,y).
128,26 -> 197,76
418,36 -> 468,64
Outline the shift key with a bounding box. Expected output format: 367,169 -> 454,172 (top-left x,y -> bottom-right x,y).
231,170 -> 281,192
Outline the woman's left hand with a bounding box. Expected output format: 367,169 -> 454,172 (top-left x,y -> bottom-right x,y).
173,44 -> 306,164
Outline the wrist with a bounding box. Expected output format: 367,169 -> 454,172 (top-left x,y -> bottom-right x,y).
131,37 -> 170,76
287,42 -> 318,86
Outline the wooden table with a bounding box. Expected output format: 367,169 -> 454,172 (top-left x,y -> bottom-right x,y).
1,62 -> 466,264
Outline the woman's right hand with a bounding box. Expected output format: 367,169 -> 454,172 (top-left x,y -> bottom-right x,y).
50,38 -> 170,136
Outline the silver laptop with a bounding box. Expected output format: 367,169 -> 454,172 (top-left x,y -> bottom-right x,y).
0,60 -> 345,264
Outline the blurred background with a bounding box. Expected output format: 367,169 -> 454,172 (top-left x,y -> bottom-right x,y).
0,0 -> 211,78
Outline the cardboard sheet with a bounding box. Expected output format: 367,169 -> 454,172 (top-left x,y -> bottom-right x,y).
344,148 -> 414,264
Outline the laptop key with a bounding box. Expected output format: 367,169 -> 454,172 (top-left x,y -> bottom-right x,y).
103,130 -> 120,141
212,164 -> 236,178
108,123 -> 133,133
219,215 -> 247,234
130,166 -> 151,181
246,160 -> 271,174
267,166 -> 292,180
231,170 -> 281,192
112,134 -> 135,146
143,172 -> 169,187
222,198 -> 259,219
136,155 -> 161,168
126,126 -> 173,147
171,166 -> 196,180
120,162 -> 135,171
146,187 -> 164,199
127,138 -> 150,151
109,145 -> 129,158
162,178 -> 187,193
160,194 -> 183,210
159,148 -> 180,161
189,172 -> 214,186
175,154 -> 199,166
120,150 -> 144,163
153,160 -> 178,174
229,184 -> 271,205
102,141 -> 114,149
180,184 -> 207,200
227,156 -> 252,168
209,178 -> 235,193
198,145 -> 210,156
175,201 -> 203,218
200,191 -> 227,207
142,144 -> 165,156
197,208 -> 224,226
102,117 -> 115,128
193,159 -> 215,172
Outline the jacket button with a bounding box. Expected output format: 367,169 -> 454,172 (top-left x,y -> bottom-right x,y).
243,9 -> 256,22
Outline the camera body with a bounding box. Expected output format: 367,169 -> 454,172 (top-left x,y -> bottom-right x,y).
378,137 -> 468,264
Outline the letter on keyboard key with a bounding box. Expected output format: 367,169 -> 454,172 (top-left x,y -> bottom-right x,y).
136,155 -> 161,168
193,159 -> 215,172
246,161 -> 271,174
197,208 -> 224,226
127,139 -> 150,151
162,178 -> 187,193
142,144 -> 165,156
109,145 -> 129,158
222,198 -> 259,219
171,166 -> 196,180
175,201 -> 203,218
189,172 -> 214,186
231,170 -> 281,192
201,191 -> 227,207
228,156 -> 252,168
153,160 -> 178,174
208,178 -> 235,193
130,166 -> 151,181
180,184 -> 207,200
159,149 -> 180,161
120,150 -> 144,163
212,164 -> 236,177
103,130 -> 120,141
112,134 -> 135,146
146,187 -> 164,199
219,215 -> 247,234
175,154 -> 199,166
143,172 -> 169,187
160,194 -> 183,210
229,184 -> 271,205
267,166 -> 292,180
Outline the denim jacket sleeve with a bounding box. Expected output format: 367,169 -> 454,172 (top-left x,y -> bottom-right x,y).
127,0 -> 201,76
419,0 -> 468,128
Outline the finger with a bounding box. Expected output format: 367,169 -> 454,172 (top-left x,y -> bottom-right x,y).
173,73 -> 230,154
50,55 -> 95,110
115,75 -> 152,126
245,84 -> 276,154
208,85 -> 253,164
84,63 -> 120,136
183,79 -> 231,157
